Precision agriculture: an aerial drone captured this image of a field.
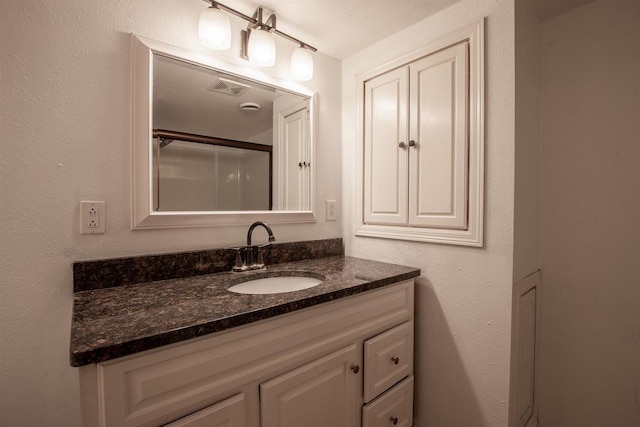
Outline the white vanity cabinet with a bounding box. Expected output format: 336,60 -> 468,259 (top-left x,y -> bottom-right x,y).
80,280 -> 415,427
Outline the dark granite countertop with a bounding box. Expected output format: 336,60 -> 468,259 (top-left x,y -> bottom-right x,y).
70,255 -> 420,367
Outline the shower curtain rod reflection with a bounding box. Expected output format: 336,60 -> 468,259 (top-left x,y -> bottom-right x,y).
153,129 -> 273,153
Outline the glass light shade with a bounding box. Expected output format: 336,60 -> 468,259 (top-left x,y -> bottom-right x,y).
248,29 -> 276,67
291,47 -> 313,81
199,7 -> 231,50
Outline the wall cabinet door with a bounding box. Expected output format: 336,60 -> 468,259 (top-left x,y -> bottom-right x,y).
364,41 -> 468,231
409,42 -> 468,229
260,344 -> 360,427
363,67 -> 409,225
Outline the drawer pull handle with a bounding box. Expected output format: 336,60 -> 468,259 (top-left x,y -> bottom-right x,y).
390,416 -> 399,425
391,356 -> 400,365
350,365 -> 360,374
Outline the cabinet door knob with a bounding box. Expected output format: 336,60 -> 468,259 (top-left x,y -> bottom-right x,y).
390,416 -> 399,425
398,141 -> 406,148
391,356 -> 400,365
350,365 -> 360,374
408,140 -> 417,147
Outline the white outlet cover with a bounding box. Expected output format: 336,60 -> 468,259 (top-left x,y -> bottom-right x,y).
80,201 -> 106,234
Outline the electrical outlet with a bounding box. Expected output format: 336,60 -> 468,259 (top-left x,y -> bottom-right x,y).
326,200 -> 337,221
80,201 -> 106,234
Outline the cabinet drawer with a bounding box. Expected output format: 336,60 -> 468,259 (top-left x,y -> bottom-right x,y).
163,393 -> 247,427
363,376 -> 413,427
364,321 -> 413,402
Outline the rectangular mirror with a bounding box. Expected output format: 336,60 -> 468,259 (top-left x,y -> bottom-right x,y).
131,35 -> 317,229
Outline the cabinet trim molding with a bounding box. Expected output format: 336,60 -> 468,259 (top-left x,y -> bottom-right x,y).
354,19 -> 485,247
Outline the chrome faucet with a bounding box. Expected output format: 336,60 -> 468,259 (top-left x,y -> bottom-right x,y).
230,222 -> 276,272
247,221 -> 275,246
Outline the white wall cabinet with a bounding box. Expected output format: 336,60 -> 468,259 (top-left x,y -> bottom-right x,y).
364,42 -> 468,230
80,281 -> 414,427
356,21 -> 484,246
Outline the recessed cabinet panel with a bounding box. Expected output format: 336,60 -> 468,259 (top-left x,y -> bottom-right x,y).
513,272 -> 540,427
362,376 -> 414,427
163,393 -> 247,427
517,287 -> 536,426
364,68 -> 409,225
363,321 -> 413,403
260,345 -> 359,427
409,42 -> 468,229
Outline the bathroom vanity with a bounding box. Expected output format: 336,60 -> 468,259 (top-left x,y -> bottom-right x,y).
71,242 -> 419,427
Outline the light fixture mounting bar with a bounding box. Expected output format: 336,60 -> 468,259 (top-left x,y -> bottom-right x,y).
204,0 -> 317,52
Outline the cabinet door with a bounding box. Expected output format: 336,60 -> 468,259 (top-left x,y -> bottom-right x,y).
409,42 -> 469,229
260,344 -> 360,427
364,67 -> 409,225
163,393 -> 247,427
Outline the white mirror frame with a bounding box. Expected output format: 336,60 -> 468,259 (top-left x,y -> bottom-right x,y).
131,35 -> 317,229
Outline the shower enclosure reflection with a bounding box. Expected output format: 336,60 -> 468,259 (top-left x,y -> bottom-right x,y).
152,54 -> 310,212
154,135 -> 271,211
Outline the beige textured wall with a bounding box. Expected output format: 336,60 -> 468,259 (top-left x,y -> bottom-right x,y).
538,0 -> 640,425
342,1 -> 516,425
0,1 -> 341,425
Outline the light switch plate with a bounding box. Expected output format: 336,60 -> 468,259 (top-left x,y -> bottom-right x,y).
326,200 -> 337,221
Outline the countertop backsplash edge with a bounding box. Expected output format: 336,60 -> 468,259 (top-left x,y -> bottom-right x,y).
72,238 -> 344,292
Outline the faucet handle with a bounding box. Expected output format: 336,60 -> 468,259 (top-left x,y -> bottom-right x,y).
254,247 -> 265,269
228,247 -> 248,272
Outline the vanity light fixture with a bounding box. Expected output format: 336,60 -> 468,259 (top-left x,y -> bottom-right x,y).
247,26 -> 276,67
198,2 -> 231,50
198,0 -> 316,79
291,45 -> 314,81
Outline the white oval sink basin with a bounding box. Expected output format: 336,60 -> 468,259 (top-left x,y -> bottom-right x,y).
228,276 -> 323,294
